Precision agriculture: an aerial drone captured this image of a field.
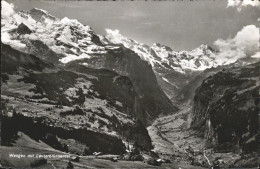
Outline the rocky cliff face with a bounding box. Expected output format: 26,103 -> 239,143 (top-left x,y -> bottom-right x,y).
192,62 -> 259,153
69,46 -> 177,125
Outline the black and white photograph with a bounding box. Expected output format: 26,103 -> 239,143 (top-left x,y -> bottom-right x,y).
1,0 -> 259,168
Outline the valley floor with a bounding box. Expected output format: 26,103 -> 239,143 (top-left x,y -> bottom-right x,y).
148,104 -> 207,166
147,104 -> 258,169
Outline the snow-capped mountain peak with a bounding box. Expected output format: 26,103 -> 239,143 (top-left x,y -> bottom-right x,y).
104,29 -> 217,73
2,1 -> 256,74
1,1 -> 108,63
21,7 -> 58,23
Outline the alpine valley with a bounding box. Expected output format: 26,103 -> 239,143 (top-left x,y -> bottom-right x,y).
1,1 -> 259,168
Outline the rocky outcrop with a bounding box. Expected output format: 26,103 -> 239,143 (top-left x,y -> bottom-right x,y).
17,23 -> 32,35
191,62 -> 259,153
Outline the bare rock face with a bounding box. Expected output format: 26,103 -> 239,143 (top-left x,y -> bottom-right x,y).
192,62 -> 259,153
17,23 -> 32,35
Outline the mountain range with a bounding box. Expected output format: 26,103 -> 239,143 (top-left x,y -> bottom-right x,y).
1,1 -> 259,168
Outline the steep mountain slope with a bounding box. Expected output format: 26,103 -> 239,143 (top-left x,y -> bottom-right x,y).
3,2 -> 256,109
2,0 -> 259,166
191,62 -> 259,153
176,65 -> 232,104
1,42 -> 54,74
104,31 -> 218,100
1,3 -> 177,125
67,46 -> 178,125
147,62 -> 259,168
104,30 -> 259,104
1,43 -> 153,153
104,30 -> 217,73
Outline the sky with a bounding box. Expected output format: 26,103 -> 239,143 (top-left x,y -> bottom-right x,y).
4,0 -> 260,51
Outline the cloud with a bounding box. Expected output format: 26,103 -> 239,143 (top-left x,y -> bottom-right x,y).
1,1 -> 15,19
227,0 -> 260,11
251,52 -> 260,58
105,29 -> 126,44
213,25 -> 259,64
